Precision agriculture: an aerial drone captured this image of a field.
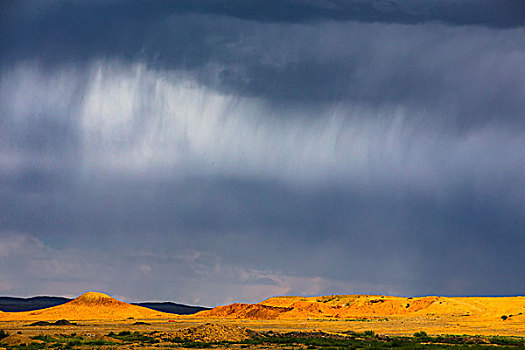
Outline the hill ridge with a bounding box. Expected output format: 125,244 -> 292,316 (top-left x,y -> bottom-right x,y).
194,294 -> 525,320
0,291 -> 172,321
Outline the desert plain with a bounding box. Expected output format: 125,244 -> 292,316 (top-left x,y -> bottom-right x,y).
0,292 -> 524,349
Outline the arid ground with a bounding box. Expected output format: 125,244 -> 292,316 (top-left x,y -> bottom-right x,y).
0,292 -> 524,349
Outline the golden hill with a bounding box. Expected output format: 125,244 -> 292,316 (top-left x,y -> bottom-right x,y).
0,292 -> 173,321
194,294 -> 525,321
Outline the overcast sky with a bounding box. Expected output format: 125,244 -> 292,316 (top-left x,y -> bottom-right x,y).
1,0 -> 524,306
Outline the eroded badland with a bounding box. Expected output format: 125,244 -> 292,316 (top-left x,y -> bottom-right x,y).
0,292 -> 524,349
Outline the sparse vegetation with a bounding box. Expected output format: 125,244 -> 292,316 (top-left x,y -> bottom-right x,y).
133,321 -> 150,325
27,319 -> 76,326
413,330 -> 431,341
107,330 -> 159,343
6,344 -> 47,350
315,295 -> 344,303
414,331 -> 427,337
4,335 -> 105,349
2,329 -> 524,349
235,332 -> 525,350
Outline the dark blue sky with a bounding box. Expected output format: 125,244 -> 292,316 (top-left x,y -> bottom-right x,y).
1,0 -> 524,305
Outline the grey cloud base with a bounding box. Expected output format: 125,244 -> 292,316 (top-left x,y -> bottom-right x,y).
0,1 -> 524,305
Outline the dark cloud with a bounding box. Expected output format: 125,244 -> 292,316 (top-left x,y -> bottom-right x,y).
2,1 -> 525,127
3,2 -> 523,130
1,172 -> 524,299
0,1 -> 524,304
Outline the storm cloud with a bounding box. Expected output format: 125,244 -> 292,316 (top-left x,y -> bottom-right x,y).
1,0 -> 524,306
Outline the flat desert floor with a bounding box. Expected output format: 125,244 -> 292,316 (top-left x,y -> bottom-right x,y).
1,314 -> 524,337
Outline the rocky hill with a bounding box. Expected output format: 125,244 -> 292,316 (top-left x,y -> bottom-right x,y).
194,294 -> 525,321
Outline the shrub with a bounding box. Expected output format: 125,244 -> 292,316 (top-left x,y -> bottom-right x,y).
413,331 -> 428,338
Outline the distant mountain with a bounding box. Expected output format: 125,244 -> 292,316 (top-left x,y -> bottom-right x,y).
0,295 -> 209,314
0,296 -> 70,312
133,302 -> 209,315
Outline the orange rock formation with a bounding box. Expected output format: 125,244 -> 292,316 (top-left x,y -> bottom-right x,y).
194,294 -> 525,321
195,303 -> 292,320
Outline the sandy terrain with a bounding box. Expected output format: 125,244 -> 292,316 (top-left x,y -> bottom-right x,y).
0,292 -> 523,340
193,294 -> 525,336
